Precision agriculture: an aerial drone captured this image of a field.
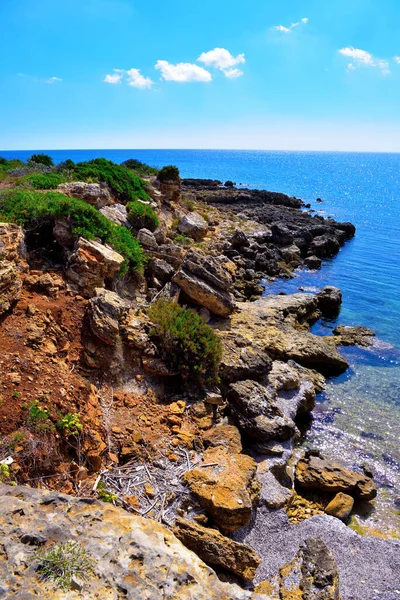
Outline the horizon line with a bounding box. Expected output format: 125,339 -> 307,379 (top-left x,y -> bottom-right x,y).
2,148 -> 400,155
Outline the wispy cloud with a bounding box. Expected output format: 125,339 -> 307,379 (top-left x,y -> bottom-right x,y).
104,68 -> 153,88
272,17 -> 308,33
394,56 -> 400,64
338,47 -> 390,74
197,48 -> 245,78
17,73 -> 62,84
155,60 -> 212,82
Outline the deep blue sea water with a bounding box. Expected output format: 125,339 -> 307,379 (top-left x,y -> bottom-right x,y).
2,149 -> 400,534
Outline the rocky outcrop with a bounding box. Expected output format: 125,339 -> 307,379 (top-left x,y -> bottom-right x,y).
58,182 -> 114,208
87,288 -> 129,344
172,249 -> 235,317
66,238 -> 125,297
0,484 -> 251,600
99,203 -> 130,227
316,286 -> 342,317
178,212 -> 208,240
333,325 -> 375,347
174,518 -> 260,581
295,453 -> 377,500
0,223 -> 27,315
183,446 -> 261,532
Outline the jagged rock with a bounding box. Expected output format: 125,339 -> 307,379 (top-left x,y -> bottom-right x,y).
316,286 -> 342,317
204,390 -> 224,405
0,223 -> 27,315
332,325 -> 375,347
24,272 -> 65,297
159,180 -> 181,205
178,212 -> 208,240
280,244 -> 301,266
137,228 -> 158,249
295,454 -> 377,500
325,492 -> 354,521
122,314 -> 156,356
183,446 -> 261,532
219,338 -> 272,383
231,229 -> 250,249
202,424 -> 243,454
309,235 -> 340,258
228,380 -> 296,442
147,257 -> 175,284
173,249 -> 235,317
0,484 -> 250,600
255,537 -> 340,599
152,281 -> 181,304
66,238 -> 124,297
304,255 -> 322,269
88,289 -> 129,345
174,518 -> 260,581
58,181 -> 114,208
99,203 -> 130,227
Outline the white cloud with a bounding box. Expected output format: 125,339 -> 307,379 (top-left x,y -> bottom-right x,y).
155,60 -> 212,82
394,56 -> 400,64
126,68 -> 153,88
272,17 -> 308,33
197,48 -> 245,77
339,47 -> 390,74
346,63 -> 356,72
45,76 -> 62,84
104,72 -> 123,84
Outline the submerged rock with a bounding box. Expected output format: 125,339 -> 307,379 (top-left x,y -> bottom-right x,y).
333,324 -> 375,347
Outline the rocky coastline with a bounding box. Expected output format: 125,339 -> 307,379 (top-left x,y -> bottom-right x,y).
0,162 -> 399,599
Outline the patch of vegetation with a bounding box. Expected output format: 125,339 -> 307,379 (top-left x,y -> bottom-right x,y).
34,541 -> 94,590
12,391 -> 20,398
57,413 -> 83,436
0,189 -> 144,275
224,180 -> 235,188
28,153 -> 54,167
127,200 -> 159,231
97,481 -> 118,503
26,400 -> 54,434
0,463 -> 10,482
72,158 -> 149,203
121,158 -> 158,176
147,299 -> 222,387
8,431 -> 25,451
21,172 -> 66,190
174,234 -> 192,246
157,165 -> 180,183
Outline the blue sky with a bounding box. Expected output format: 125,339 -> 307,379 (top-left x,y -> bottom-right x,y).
1,0 -> 400,151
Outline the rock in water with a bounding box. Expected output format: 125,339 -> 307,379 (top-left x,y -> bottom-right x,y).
316,286 -> 342,317
178,212 -> 208,240
173,518 -> 260,581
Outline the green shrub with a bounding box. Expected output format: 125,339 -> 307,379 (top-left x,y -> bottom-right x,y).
157,165 -> 180,183
23,173 -> 66,190
174,234 -> 192,246
0,463 -> 10,482
72,158 -> 149,203
34,541 -> 94,590
0,189 -> 144,275
28,153 -> 54,167
224,180 -> 235,188
121,158 -> 158,176
26,400 -> 54,433
97,481 -> 118,503
147,299 -> 222,387
127,200 -> 159,231
57,413 -> 83,436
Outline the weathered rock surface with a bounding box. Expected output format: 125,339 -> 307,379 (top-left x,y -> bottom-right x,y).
66,238 -> 124,297
295,454 -> 377,500
333,324 -> 375,347
325,493 -> 354,521
173,249 -> 235,317
183,446 -> 261,532
0,484 -> 251,600
174,518 -> 260,580
99,203 -> 130,227
178,212 -> 208,240
137,228 -> 158,249
0,223 -> 27,315
58,182 -> 114,208
304,255 -> 322,269
316,286 -> 342,317
202,424 -> 243,454
147,257 -> 175,284
88,288 -> 129,344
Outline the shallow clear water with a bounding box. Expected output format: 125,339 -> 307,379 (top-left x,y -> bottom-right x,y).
2,149 -> 400,534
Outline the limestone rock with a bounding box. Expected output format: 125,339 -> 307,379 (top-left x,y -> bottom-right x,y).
0,223 -> 27,315
332,325 -> 375,347
147,257 -> 175,284
178,212 -> 208,240
0,263 -> 23,315
202,424 -> 243,454
0,484 -> 250,600
122,314 -> 156,356
325,492 -> 354,521
0,222 -> 26,263
66,238 -> 124,297
316,286 -> 342,317
183,446 -> 260,532
99,203 -> 130,227
58,181 -> 114,209
174,518 -> 260,581
152,281 -> 181,304
88,288 -> 129,344
309,235 -> 340,258
137,228 -> 158,249
304,255 -> 322,269
295,454 -> 377,500
173,249 -> 235,317
219,338 -> 272,383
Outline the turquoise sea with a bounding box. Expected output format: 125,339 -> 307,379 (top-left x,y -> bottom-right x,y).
2,149 -> 400,535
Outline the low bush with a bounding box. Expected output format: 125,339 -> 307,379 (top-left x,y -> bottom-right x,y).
57,413 -> 83,436
0,189 -> 144,275
157,165 -> 180,183
127,200 -> 159,231
72,158 -> 149,203
174,234 -> 192,246
34,541 -> 94,589
97,481 -> 118,503
26,400 -> 54,434
121,158 -> 158,176
28,153 -> 54,167
22,173 -> 66,190
224,180 -> 235,188
147,299 -> 222,387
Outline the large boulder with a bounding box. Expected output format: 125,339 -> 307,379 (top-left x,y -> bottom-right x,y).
178,212 -> 208,240
295,454 -> 377,500
66,238 -> 125,297
58,181 -> 114,209
183,446 -> 261,532
316,286 -> 342,317
0,223 -> 27,315
174,518 -> 260,581
88,288 -> 129,345
0,484 -> 250,600
172,249 -> 235,317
